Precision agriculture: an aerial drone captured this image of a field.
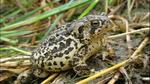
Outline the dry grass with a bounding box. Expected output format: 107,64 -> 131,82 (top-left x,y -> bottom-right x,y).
0,0 -> 150,84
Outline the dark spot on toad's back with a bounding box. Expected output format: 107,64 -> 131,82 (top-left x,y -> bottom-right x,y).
68,47 -> 74,52
74,41 -> 78,49
42,41 -> 48,46
64,47 -> 74,55
73,32 -> 77,38
51,47 -> 57,53
54,53 -> 63,58
55,68 -> 61,70
39,56 -> 44,61
59,42 -> 65,50
66,38 -> 72,46
48,67 -> 52,70
65,56 -> 70,59
41,62 -> 44,67
58,36 -> 65,41
73,57 -> 80,62
56,34 -> 59,36
48,62 -> 52,66
64,32 -> 71,37
68,60 -> 73,67
64,50 -> 70,55
48,55 -> 53,60
44,52 -> 50,57
48,36 -> 55,41
53,61 -> 57,65
58,53 -> 63,57
78,34 -> 84,40
60,62 -> 65,67
48,42 -> 53,46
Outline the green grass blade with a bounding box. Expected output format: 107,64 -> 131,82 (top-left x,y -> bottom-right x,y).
41,14 -> 63,41
0,9 -> 22,23
0,47 -> 10,51
9,5 -> 49,24
0,0 -> 90,31
1,7 -> 17,16
9,46 -> 31,55
0,37 -> 18,45
1,29 -> 33,38
78,0 -> 99,19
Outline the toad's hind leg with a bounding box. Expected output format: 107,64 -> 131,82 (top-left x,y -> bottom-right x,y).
15,68 -> 49,84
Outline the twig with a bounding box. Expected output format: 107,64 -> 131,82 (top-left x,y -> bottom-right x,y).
107,72 -> 120,84
127,0 -> 135,20
0,67 -> 29,74
129,23 -> 150,28
96,72 -> 114,84
121,16 -> 132,55
108,1 -> 125,15
107,28 -> 150,39
41,73 -> 59,84
127,0 -> 131,19
107,67 -> 132,84
0,55 -> 30,63
130,37 -> 149,59
119,67 -> 132,84
141,77 -> 150,81
141,12 -> 150,21
0,60 -> 31,67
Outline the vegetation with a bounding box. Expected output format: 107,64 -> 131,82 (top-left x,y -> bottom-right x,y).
0,0 -> 149,84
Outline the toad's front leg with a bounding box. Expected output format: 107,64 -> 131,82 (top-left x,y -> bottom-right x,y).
73,62 -> 91,76
69,45 -> 96,76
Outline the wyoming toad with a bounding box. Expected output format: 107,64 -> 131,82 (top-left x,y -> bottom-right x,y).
31,13 -> 109,76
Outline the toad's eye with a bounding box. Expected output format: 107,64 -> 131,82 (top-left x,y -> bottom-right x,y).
90,20 -> 101,27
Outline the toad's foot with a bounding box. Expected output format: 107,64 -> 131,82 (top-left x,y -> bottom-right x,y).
73,63 -> 97,76
14,68 -> 49,84
14,69 -> 34,84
